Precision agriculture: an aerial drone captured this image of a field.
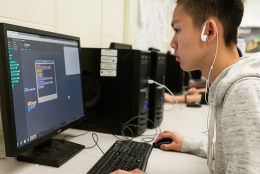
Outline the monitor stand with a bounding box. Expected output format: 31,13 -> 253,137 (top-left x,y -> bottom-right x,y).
17,138 -> 85,167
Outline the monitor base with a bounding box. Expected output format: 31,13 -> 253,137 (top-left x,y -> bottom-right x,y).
17,139 -> 85,167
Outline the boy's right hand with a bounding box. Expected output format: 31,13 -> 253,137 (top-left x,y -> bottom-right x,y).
154,130 -> 184,151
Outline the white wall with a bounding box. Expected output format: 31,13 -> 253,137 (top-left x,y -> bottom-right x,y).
240,0 -> 260,27
0,0 -> 257,51
0,0 -> 125,49
101,0 -> 125,48
0,0 -> 55,32
0,0 -> 173,50
56,0 -> 102,48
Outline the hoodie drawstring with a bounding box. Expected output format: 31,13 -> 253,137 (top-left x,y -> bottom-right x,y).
207,106 -> 215,174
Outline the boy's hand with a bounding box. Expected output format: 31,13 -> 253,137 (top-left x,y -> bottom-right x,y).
110,169 -> 147,174
154,130 -> 184,151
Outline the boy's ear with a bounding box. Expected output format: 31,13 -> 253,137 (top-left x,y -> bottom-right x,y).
205,20 -> 218,44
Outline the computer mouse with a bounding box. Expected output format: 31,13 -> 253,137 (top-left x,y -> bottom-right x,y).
186,102 -> 202,108
153,138 -> 172,149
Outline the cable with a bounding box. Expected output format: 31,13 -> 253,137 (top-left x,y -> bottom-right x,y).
62,131 -> 89,141
164,100 -> 182,111
120,115 -> 159,143
201,106 -> 211,137
62,131 -> 104,154
203,24 -> 218,174
84,133 -> 104,154
205,27 -> 218,105
83,125 -> 126,141
148,80 -> 193,139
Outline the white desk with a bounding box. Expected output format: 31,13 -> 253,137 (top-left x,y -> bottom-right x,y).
0,103 -> 210,174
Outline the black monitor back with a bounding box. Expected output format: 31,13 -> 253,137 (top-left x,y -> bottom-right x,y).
165,52 -> 183,95
190,70 -> 202,80
148,52 -> 167,128
109,42 -> 132,50
74,48 -> 150,137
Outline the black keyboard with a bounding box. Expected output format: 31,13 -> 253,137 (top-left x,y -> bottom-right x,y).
87,140 -> 153,174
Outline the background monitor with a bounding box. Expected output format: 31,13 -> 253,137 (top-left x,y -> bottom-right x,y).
0,23 -> 85,167
165,52 -> 183,95
109,42 -> 132,49
190,70 -> 202,80
148,47 -> 160,52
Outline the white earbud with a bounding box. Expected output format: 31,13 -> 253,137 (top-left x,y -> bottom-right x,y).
201,21 -> 208,42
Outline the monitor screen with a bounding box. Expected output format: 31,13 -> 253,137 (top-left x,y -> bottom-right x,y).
5,29 -> 84,150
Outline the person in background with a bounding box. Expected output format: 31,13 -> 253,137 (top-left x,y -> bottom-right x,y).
164,87 -> 208,104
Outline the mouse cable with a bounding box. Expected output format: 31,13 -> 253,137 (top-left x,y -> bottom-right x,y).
121,115 -> 158,143
140,125 -> 161,143
82,118 -> 127,141
85,133 -> 104,155
62,130 -> 89,141
148,79 -> 193,139
121,116 -> 145,141
62,131 -> 104,154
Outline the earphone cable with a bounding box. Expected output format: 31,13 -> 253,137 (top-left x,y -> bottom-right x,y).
205,26 -> 218,104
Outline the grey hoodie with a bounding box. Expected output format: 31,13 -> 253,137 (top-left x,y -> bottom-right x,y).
181,52 -> 260,174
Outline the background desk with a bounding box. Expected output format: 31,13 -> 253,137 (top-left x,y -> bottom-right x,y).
0,103 -> 210,174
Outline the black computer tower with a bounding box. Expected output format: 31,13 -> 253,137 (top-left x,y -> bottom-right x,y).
165,52 -> 183,94
147,51 -> 167,129
74,48 -> 150,137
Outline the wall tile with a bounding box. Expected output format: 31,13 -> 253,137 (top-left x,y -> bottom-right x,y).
102,37 -> 123,48
57,0 -> 102,47
27,0 -> 56,26
0,17 -> 55,32
102,6 -> 124,40
103,0 -> 125,15
0,0 -> 27,21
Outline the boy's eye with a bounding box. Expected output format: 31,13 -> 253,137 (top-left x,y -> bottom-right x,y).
174,29 -> 179,33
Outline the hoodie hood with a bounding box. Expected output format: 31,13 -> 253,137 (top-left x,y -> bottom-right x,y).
209,52 -> 260,106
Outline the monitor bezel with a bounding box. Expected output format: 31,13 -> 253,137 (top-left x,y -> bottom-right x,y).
0,23 -> 85,157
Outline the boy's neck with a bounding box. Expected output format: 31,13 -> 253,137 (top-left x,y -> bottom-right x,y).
201,45 -> 241,85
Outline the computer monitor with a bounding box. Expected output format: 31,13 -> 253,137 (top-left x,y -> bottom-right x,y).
0,23 -> 85,167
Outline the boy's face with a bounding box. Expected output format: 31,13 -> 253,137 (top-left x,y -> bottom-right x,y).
171,4 -> 205,71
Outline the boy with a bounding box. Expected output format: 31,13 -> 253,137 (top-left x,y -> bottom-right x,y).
111,0 -> 260,173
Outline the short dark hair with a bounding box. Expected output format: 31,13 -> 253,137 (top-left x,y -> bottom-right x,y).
176,0 -> 245,47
